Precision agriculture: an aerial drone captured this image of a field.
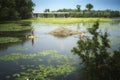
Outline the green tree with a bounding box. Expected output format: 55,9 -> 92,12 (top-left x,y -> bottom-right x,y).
0,0 -> 35,20
76,5 -> 81,12
72,21 -> 120,80
86,3 -> 93,11
44,9 -> 50,12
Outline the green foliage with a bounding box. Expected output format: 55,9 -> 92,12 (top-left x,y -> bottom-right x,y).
44,9 -> 50,12
71,21 -> 120,80
86,3 -> 93,11
0,0 -> 35,20
76,5 -> 81,12
55,4 -> 120,18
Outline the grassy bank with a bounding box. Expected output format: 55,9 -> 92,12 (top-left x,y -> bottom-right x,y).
23,18 -> 112,24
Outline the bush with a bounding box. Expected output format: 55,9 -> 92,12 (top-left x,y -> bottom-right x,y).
71,21 -> 120,80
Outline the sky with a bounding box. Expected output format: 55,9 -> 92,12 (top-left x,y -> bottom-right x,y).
32,0 -> 120,12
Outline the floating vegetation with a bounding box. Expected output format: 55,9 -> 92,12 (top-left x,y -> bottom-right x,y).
12,63 -> 76,80
16,48 -> 28,51
0,50 -> 57,61
0,50 -> 75,63
3,50 -> 78,80
0,37 -> 22,43
0,23 -> 32,32
50,27 -> 84,38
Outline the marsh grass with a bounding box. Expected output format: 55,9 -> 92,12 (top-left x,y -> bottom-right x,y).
23,18 -> 112,24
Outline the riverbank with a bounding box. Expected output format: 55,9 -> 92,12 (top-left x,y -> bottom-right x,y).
22,18 -> 112,24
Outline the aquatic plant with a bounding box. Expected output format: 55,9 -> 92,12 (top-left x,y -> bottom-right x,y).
0,50 -> 75,63
0,23 -> 32,31
0,50 -> 57,61
2,50 -> 78,80
0,37 -> 22,43
12,63 -> 76,80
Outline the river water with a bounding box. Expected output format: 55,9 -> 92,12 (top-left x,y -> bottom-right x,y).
0,20 -> 120,80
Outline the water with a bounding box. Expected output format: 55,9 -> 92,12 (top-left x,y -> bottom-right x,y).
0,21 -> 120,80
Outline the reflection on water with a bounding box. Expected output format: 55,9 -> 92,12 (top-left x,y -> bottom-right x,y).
0,21 -> 120,80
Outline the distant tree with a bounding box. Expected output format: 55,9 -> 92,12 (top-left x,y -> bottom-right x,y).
44,9 -> 50,12
76,5 -> 81,12
86,3 -> 93,11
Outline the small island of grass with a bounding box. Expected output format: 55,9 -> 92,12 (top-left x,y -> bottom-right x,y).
50,27 -> 85,38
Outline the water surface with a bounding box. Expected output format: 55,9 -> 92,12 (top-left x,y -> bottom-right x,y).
0,20 -> 120,80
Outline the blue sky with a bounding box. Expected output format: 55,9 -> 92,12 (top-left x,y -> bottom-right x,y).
32,0 -> 120,12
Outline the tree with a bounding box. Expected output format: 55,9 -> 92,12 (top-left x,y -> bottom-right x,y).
76,5 -> 81,12
86,3 -> 93,11
0,0 -> 35,20
72,21 -> 120,80
44,9 -> 50,12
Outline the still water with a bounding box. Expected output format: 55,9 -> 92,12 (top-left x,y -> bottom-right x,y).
0,21 -> 120,80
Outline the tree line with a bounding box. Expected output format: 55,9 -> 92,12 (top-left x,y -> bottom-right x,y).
47,3 -> 120,18
0,0 -> 35,21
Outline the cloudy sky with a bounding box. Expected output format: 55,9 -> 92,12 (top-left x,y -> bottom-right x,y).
32,0 -> 120,12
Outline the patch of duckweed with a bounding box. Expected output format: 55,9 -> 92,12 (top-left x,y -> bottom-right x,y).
12,63 -> 76,80
0,37 -> 22,43
3,50 -> 78,80
0,50 -> 57,61
0,23 -> 32,31
16,48 -> 28,51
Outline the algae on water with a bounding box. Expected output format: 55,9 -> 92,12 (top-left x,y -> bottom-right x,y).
0,37 -> 22,43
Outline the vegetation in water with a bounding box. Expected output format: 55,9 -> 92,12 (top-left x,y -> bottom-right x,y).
0,37 -> 21,43
12,64 -> 76,80
0,50 -> 75,63
0,22 -> 32,31
49,27 -> 83,38
72,21 -> 120,80
0,50 -> 78,80
23,18 -> 112,24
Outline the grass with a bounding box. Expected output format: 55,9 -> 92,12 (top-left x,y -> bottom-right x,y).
0,37 -> 22,43
22,18 -> 113,24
